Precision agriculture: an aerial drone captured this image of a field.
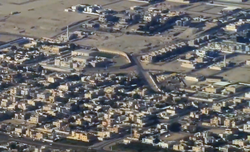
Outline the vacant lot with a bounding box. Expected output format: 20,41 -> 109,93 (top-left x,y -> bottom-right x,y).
75,32 -> 170,54
192,54 -> 250,82
160,132 -> 190,141
0,35 -> 20,43
142,60 -> 192,73
2,119 -> 36,127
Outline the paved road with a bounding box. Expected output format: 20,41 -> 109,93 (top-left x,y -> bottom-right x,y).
0,32 -> 38,39
89,137 -> 123,150
131,55 -> 161,92
3,135 -> 88,150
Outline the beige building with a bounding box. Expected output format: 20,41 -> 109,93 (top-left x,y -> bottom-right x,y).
26,129 -> 36,138
210,116 -> 225,126
246,59 -> 250,65
14,127 -> 26,136
201,108 -> 210,115
185,75 -> 203,82
71,49 -> 94,56
97,131 -> 114,139
35,132 -> 44,140
192,146 -> 214,152
243,107 -> 250,114
42,45 -> 68,54
133,129 -> 142,139
107,126 -> 123,134
84,92 -> 97,99
206,77 -> 223,83
29,115 -> 46,124
224,118 -> 234,128
232,139 -> 248,147
212,103 -> 223,112
53,120 -> 66,128
181,62 -> 196,69
204,86 -> 223,94
225,84 -> 245,94
67,131 -> 97,142
173,143 -> 188,151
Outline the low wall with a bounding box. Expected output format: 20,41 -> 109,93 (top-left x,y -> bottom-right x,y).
147,72 -> 162,92
97,48 -> 131,63
188,96 -> 214,102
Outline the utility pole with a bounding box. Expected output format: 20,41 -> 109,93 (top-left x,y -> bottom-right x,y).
130,123 -> 132,137
66,25 -> 69,41
224,54 -> 226,67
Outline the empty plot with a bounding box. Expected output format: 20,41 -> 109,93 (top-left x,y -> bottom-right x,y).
217,66 -> 250,83
209,128 -> 225,134
0,35 -> 20,43
142,61 -> 192,73
203,7 -> 224,14
186,5 -> 214,12
75,33 -> 169,53
160,132 -> 190,141
103,1 -> 143,11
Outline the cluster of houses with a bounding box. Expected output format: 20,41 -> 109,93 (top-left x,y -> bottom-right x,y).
224,19 -> 250,33
64,4 -> 104,15
178,49 -> 221,70
208,41 -> 250,54
0,72 -> 189,144
73,4 -> 185,35
121,89 -> 250,151
0,37 -> 76,68
1,3 -> 250,152
0,141 -> 76,152
141,42 -> 189,63
41,49 -> 114,73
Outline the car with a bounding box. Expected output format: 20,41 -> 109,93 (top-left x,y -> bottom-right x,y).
10,11 -> 20,15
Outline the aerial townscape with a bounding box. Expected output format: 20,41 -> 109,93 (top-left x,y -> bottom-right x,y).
1,0 -> 250,152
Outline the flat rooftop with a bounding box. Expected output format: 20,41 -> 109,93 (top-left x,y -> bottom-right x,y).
72,49 -> 96,54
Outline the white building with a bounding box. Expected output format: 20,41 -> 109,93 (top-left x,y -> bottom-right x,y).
71,49 -> 95,56
243,121 -> 250,133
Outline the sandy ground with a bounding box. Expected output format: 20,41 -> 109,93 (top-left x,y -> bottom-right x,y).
192,54 -> 250,82
208,128 -> 225,134
0,35 -> 20,43
217,66 -> 250,83
228,54 -> 250,64
75,33 -> 171,53
2,119 -> 36,127
142,60 -> 192,73
139,53 -> 250,84
0,0 -> 141,38
191,66 -> 250,83
160,132 -> 190,141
